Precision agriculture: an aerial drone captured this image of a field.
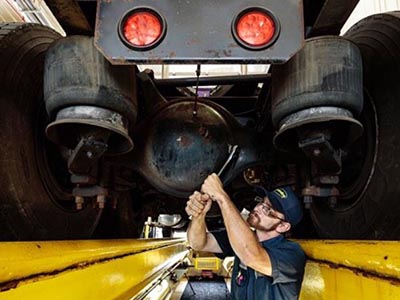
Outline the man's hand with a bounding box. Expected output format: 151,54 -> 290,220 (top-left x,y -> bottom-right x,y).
185,191 -> 212,218
201,173 -> 229,204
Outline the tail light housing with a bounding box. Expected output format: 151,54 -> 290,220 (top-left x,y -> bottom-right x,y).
119,7 -> 166,50
232,8 -> 280,50
98,0 -> 304,64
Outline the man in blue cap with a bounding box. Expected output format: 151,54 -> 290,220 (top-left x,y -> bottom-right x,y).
186,173 -> 306,300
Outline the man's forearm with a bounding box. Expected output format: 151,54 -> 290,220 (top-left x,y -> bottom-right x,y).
187,217 -> 208,250
218,197 -> 263,265
200,173 -> 271,274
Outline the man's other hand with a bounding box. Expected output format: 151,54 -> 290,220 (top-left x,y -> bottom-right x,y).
185,191 -> 212,218
201,173 -> 229,203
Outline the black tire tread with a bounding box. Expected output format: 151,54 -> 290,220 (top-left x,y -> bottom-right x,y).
0,22 -> 101,240
310,12 -> 400,239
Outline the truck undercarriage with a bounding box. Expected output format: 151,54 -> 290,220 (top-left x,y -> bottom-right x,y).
0,0 -> 400,240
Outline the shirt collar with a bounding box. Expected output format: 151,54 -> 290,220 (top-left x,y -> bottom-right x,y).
260,234 -> 285,247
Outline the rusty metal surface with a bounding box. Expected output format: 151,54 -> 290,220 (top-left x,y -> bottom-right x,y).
124,72 -> 268,198
0,238 -> 186,284
301,260 -> 400,300
299,240 -> 400,280
0,239 -> 188,300
302,185 -> 339,197
154,74 -> 271,87
129,93 -> 268,198
46,106 -> 133,155
95,0 -> 304,64
299,240 -> 400,300
45,0 -> 92,35
132,99 -> 234,197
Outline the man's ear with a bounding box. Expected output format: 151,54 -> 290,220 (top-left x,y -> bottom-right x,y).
276,221 -> 291,234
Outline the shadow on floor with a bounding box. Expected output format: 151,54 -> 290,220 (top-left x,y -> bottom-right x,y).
180,276 -> 231,300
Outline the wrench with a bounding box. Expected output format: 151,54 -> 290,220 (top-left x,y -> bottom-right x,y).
217,144 -> 240,177
205,144 -> 240,215
188,145 -> 240,219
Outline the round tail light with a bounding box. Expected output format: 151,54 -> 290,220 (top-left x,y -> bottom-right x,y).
120,8 -> 166,50
232,8 -> 279,50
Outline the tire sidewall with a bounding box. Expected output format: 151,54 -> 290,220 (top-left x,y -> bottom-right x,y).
310,13 -> 400,239
0,23 -> 101,240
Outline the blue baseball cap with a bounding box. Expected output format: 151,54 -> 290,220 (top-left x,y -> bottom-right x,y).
254,186 -> 303,227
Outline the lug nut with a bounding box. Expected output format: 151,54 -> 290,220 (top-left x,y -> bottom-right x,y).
111,198 -> 118,209
304,195 -> 313,209
75,196 -> 84,210
329,196 -> 337,208
97,194 -> 106,209
313,149 -> 321,156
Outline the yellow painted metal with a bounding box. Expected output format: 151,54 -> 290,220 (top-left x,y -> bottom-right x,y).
194,257 -> 221,271
0,238 -> 184,283
300,260 -> 400,300
0,238 -> 189,300
299,240 -> 400,278
2,238 -> 399,299
298,240 -> 400,300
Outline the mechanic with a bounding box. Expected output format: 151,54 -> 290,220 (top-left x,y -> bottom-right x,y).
186,173 -> 306,300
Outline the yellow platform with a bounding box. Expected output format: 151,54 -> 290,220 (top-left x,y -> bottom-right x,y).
299,240 -> 400,300
0,239 -> 399,300
0,238 -> 188,300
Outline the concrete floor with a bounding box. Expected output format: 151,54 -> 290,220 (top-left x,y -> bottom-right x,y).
171,276 -> 231,300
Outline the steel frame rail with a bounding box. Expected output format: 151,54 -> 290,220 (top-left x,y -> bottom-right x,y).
1,239 -> 399,300
0,238 -> 188,300
299,240 -> 400,300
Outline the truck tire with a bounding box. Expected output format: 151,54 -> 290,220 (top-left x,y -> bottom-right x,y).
0,23 -> 102,240
310,12 -> 400,239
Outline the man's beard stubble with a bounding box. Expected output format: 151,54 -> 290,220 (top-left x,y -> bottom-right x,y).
247,212 -> 280,232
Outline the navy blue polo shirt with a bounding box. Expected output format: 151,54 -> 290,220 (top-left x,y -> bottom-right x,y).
211,230 -> 306,300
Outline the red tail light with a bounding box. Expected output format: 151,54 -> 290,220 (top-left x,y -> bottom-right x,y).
233,8 -> 279,50
120,8 -> 166,50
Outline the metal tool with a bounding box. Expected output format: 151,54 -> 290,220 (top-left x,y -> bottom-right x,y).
217,144 -> 239,177
188,145 -> 240,220
204,145 -> 240,216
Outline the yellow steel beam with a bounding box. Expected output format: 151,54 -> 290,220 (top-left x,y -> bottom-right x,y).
301,261 -> 400,300
0,238 -> 184,283
298,240 -> 400,300
2,238 -> 399,299
299,240 -> 400,278
0,238 -> 189,300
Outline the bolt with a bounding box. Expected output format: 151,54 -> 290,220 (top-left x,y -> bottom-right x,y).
198,126 -> 209,137
304,195 -> 313,209
86,151 -> 93,159
247,168 -> 255,180
171,272 -> 178,282
329,196 -> 337,208
97,194 -> 106,209
75,196 -> 84,210
111,198 -> 118,210
313,149 -> 321,156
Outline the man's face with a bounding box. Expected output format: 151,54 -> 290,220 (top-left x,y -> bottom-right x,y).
247,196 -> 286,231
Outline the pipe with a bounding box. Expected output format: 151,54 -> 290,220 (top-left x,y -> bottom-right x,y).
154,73 -> 271,87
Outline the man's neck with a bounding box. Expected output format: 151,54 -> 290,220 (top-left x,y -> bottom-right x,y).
255,229 -> 281,242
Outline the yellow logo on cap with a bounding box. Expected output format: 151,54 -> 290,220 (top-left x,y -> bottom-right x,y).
273,188 -> 288,199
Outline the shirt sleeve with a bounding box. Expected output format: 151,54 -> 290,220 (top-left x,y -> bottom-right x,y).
210,229 -> 235,259
268,243 -> 306,284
